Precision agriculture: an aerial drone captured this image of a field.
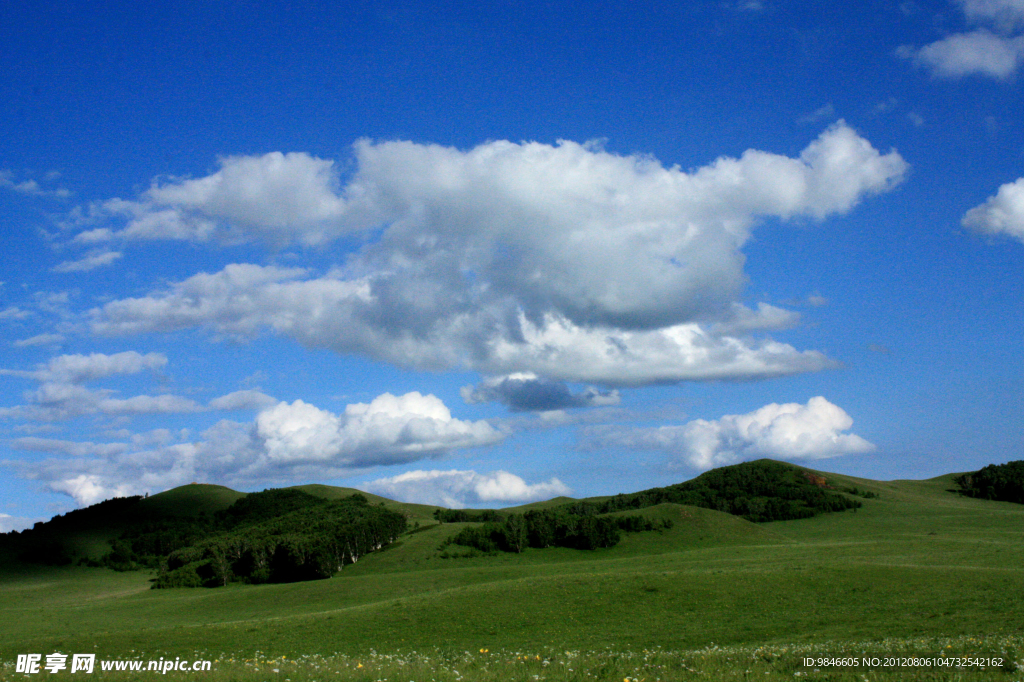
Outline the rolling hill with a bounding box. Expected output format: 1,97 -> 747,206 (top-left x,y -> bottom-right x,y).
0,459 -> 1021,676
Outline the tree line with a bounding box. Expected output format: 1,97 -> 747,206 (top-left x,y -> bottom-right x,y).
432,460 -> 867,556
438,507 -> 672,554
577,459 -> 863,522
155,493 -> 406,588
954,460 -> 1024,504
0,488 -> 407,587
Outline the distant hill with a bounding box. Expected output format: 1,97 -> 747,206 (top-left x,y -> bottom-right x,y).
141,484 -> 245,518
0,459 -> 875,582
576,458 -> 868,522
155,490 -> 407,588
433,460 -> 867,556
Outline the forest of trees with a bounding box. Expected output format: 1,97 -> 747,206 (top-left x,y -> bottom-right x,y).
0,489 -> 407,587
432,508 -> 503,523
154,492 -> 406,588
579,459 -> 862,522
438,508 -> 671,555
954,460 -> 1024,504
2,460 -> 870,574
1,495 -> 155,567
433,460 -> 865,555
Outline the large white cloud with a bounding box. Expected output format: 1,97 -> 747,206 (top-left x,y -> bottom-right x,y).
92,271 -> 836,385
962,177 -> 1024,242
361,469 -> 571,508
6,392 -> 504,506
84,124 -> 904,386
585,396 -> 875,470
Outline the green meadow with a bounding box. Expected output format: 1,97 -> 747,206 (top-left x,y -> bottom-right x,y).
2,466 -> 1023,681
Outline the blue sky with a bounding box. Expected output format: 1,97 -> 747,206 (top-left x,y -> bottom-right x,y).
2,0 -> 1022,530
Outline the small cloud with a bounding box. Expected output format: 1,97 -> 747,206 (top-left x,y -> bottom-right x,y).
902,30 -> 1024,79
867,343 -> 891,354
361,469 -> 571,508
48,474 -> 135,507
71,228 -> 114,245
733,0 -> 764,11
711,302 -> 801,333
962,177 -> 1024,242
13,333 -> 65,348
0,351 -> 202,421
806,293 -> 828,307
461,373 -> 620,412
898,0 -> 1024,79
960,0 -> 1024,31
582,396 -> 874,470
0,170 -> 71,199
208,389 -> 277,411
52,250 -> 123,273
0,306 -> 31,321
907,111 -> 926,127
871,97 -> 899,115
0,513 -> 43,533
798,103 -> 836,124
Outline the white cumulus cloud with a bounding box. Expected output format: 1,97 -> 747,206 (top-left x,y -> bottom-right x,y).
361,469 -> 571,508
83,124 -> 905,387
962,177 -> 1024,242
6,392 -> 505,506
254,392 -> 503,467
585,396 -> 875,470
48,474 -> 137,507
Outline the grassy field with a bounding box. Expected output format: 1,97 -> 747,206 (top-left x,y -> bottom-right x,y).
2,467 -> 1022,680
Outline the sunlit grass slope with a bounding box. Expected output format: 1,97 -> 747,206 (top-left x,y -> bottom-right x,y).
140,484 -> 245,518
1,464 -> 1022,665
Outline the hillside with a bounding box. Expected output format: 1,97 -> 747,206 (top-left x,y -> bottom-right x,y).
0,459 -> 1021,669
0,459 -> 860,573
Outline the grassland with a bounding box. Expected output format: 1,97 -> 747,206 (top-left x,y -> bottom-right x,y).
1,467 -> 1022,681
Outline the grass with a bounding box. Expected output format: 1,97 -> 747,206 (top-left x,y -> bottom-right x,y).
2,638 -> 1021,681
1,466 -> 1022,680
141,485 -> 245,518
